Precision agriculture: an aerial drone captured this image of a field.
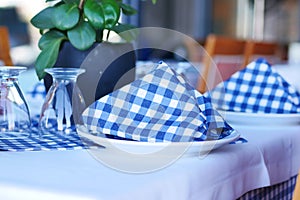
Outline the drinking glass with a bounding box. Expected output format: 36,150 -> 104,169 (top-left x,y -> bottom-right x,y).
39,68 -> 86,137
0,66 -> 31,139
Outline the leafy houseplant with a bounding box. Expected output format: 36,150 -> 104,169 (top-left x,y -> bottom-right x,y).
30,0 -> 156,80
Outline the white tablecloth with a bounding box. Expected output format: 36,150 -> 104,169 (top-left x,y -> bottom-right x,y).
2,63 -> 298,200
0,124 -> 299,200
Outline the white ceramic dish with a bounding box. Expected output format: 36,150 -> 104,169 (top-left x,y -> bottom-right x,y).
222,111 -> 300,126
77,126 -> 240,158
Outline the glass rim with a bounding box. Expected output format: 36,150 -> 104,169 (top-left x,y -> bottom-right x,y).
0,66 -> 27,71
44,67 -> 86,73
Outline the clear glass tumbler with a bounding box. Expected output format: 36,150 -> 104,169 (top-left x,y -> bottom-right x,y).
0,66 -> 31,139
39,68 -> 86,137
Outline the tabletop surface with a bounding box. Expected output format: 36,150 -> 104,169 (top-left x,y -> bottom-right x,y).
0,125 -> 299,200
1,61 -> 299,200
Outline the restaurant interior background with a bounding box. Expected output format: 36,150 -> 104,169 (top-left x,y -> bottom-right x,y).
0,0 -> 299,67
0,2 -> 299,199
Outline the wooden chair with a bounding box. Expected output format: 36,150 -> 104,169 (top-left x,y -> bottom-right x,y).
293,171 -> 300,200
243,40 -> 280,66
197,34 -> 246,93
183,37 -> 206,63
0,26 -> 13,66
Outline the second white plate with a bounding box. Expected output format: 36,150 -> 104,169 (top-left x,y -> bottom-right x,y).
222,111 -> 300,126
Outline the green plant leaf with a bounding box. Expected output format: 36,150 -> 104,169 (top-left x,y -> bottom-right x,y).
67,20 -> 96,50
102,0 -> 121,29
84,0 -> 105,29
30,7 -> 56,29
119,3 -> 137,16
111,23 -> 138,42
52,3 -> 80,30
35,39 -> 62,80
38,30 -> 67,50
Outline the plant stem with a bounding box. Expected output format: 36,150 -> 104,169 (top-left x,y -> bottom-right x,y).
79,0 -> 85,10
106,30 -> 111,41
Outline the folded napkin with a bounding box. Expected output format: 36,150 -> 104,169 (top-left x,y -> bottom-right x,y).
82,61 -> 234,142
206,58 -> 300,113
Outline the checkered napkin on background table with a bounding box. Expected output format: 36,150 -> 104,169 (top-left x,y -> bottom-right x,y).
82,61 -> 234,143
205,58 -> 300,113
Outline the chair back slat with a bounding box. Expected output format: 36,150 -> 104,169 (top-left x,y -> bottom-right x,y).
197,34 -> 246,93
243,40 -> 280,66
0,26 -> 13,66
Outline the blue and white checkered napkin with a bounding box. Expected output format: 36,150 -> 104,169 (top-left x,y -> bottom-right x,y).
206,58 -> 300,113
82,61 -> 234,142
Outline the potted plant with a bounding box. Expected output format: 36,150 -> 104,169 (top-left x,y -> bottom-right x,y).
30,0 -> 156,104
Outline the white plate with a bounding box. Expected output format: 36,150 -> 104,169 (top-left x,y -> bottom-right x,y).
77,126 -> 240,157
222,111 -> 300,126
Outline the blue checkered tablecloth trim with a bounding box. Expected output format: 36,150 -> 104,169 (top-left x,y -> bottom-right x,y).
83,61 -> 234,142
206,58 -> 300,114
0,117 -> 98,152
238,175 -> 297,200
